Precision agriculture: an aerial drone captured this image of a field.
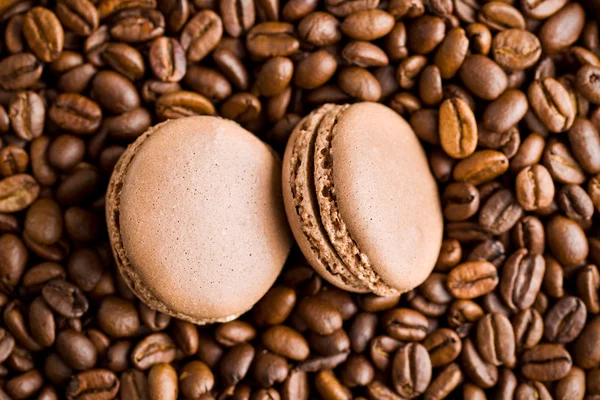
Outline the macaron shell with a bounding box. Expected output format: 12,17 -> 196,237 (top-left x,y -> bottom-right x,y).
107,116 -> 291,324
282,105 -> 368,293
332,102 -> 443,292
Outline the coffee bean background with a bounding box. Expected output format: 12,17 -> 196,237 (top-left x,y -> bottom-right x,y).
1,0 -> 600,398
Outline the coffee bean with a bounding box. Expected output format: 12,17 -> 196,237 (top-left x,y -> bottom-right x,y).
338,67 -> 381,102
179,361 -> 214,399
139,303 -> 171,332
459,55 -> 507,100
528,78 -> 575,133
213,48 -> 249,90
215,320 -> 256,347
101,43 -> 145,82
439,97 -> 477,159
461,338 -> 498,388
148,363 -> 177,400
5,369 -> 43,399
491,29 -> 541,70
544,296 -> 587,344
110,9 -> 165,43
91,70 -> 140,114
325,0 -> 377,17
8,91 -> 45,141
252,350 -> 289,387
453,150 -> 509,185
56,329 -> 97,370
66,369 -> 119,400
149,37 -> 186,83
574,316 -> 600,368
315,369 -> 351,400
246,22 -> 299,59
220,343 -> 255,386
392,343 -> 432,398
341,10 -> 394,41
558,184 -> 594,221
55,0 -> 99,37
42,279 -> 88,318
297,295 -> 342,335
521,343 -> 572,381
546,214 -> 588,266
500,249 -> 545,311
468,239 -> 505,267
281,369 -> 308,400
220,0 -> 255,37
543,140 -> 586,185
478,2 -> 525,31
410,108 -> 439,145
256,56 -> 293,96
434,28 -> 469,79
49,93 -> 102,135
479,189 -> 523,235
293,50 -> 337,90
0,234 -> 27,293
131,333 -> 176,370
342,41 -> 388,68
512,308 -> 543,351
22,7 -> 64,63
515,164 -> 554,211
297,11 -> 341,46
407,16 -> 446,55
568,117 -> 600,174
0,53 -> 43,91
262,325 -> 309,360
423,328 -> 461,367
156,91 -> 215,120
447,261 -> 499,299
476,312 -> 515,366
381,308 -> 428,341
538,3 -> 585,54
96,296 -> 139,338
0,174 -> 40,213
483,90 -> 528,134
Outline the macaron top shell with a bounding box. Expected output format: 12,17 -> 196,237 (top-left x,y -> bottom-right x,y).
107,116 -> 291,324
332,102 -> 443,292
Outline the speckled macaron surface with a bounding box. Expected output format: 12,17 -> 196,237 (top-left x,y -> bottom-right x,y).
282,102 -> 443,296
106,116 -> 292,324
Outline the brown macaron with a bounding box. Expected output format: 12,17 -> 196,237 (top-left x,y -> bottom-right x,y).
282,102 -> 443,296
106,116 -> 292,324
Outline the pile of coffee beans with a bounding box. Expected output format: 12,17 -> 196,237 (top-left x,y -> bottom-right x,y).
2,0 -> 600,399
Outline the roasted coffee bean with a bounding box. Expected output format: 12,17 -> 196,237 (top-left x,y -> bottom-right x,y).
407,16 -> 445,55
179,10 -> 223,61
447,260 -> 498,300
479,189 -> 523,235
576,264 -> 600,314
381,308 -> 428,341
131,333 -> 177,370
453,150 -> 509,185
459,55 -> 507,100
148,363 -> 177,400
215,320 -> 256,347
340,10 -> 394,41
500,249 -> 545,311
256,56 -> 293,97
262,325 -> 309,360
439,97 -> 477,159
338,67 -> 381,102
97,296 -> 139,338
56,0 -> 99,37
546,214 -> 588,266
476,312 -> 514,366
110,9 -> 165,43
22,7 -> 64,63
220,343 -> 255,386
521,343 -> 572,381
170,320 -> 198,356
544,296 -> 587,343
558,184 -> 594,221
461,338 -> 498,388
220,0 -> 255,37
297,11 -> 341,46
538,3 -> 585,54
543,140 -> 586,185
529,78 -> 575,133
297,295 -> 342,335
156,91 -> 215,120
573,316 -> 600,368
315,369 -> 351,400
66,369 -> 119,400
515,164 -> 554,211
422,328 -> 461,367
512,308 -> 543,351
49,93 -> 102,134
246,22 -> 299,59
149,37 -> 186,83
42,279 -> 88,318
56,329 -> 97,370
179,361 -> 214,398
392,343 -> 432,398
8,91 -> 44,141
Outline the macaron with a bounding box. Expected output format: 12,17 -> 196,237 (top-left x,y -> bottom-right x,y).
282,102 -> 443,296
106,116 -> 292,324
